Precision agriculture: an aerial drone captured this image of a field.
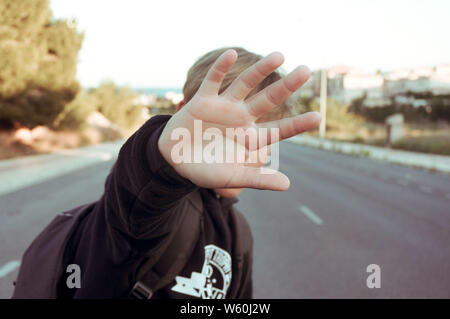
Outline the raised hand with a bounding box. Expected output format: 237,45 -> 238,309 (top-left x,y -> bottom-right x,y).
158,49 -> 321,191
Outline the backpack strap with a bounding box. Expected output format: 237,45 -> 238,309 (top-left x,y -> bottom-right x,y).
131,191 -> 203,299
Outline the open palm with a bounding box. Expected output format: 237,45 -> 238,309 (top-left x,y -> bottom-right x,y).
158,49 -> 321,191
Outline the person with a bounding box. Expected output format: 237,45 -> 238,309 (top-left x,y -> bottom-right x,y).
13,47 -> 321,299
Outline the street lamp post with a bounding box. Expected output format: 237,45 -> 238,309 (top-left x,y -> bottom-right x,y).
319,68 -> 327,139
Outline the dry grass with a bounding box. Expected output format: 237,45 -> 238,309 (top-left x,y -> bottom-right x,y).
303,107 -> 450,156
314,123 -> 450,156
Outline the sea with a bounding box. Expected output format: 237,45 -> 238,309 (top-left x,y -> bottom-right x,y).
132,87 -> 183,97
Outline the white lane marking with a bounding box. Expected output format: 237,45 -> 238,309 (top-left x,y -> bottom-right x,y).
299,205 -> 323,225
0,260 -> 20,279
419,185 -> 432,193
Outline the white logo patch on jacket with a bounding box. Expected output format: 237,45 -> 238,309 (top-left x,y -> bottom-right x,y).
171,244 -> 232,299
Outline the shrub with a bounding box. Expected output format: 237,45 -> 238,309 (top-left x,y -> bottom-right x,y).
53,89 -> 97,130
0,87 -> 77,129
89,82 -> 143,130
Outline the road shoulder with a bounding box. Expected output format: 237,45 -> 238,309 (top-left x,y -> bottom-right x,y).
288,135 -> 450,174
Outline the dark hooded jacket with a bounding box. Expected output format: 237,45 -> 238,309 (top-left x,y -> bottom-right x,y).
13,115 -> 253,299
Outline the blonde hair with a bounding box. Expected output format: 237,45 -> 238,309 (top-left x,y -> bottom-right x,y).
182,47 -> 292,122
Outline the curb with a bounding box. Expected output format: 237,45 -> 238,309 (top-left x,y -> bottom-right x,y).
0,140 -> 125,196
288,135 -> 450,174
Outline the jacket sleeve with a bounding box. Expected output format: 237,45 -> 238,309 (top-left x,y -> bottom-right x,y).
102,115 -> 198,242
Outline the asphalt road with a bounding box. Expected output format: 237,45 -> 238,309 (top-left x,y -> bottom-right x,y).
1,142 -> 449,298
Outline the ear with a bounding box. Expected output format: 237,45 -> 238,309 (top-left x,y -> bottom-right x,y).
176,100 -> 186,112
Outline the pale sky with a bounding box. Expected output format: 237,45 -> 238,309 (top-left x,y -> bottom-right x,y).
51,0 -> 450,88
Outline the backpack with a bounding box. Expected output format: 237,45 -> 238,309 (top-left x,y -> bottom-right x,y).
12,193 -> 203,299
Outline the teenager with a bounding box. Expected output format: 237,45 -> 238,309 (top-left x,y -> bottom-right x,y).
13,47 -> 321,299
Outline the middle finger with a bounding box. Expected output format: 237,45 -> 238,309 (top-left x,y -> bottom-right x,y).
222,52 -> 284,102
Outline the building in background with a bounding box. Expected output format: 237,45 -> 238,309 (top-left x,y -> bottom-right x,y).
385,64 -> 450,95
297,64 -> 450,107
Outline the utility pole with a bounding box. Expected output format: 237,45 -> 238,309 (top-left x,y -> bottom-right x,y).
319,68 -> 327,139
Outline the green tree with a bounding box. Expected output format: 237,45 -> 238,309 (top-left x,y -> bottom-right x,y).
0,0 -> 83,128
89,82 -> 143,130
